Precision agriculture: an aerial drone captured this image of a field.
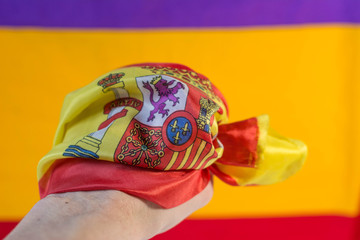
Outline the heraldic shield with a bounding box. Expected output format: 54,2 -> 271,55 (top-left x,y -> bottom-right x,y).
114,74 -> 222,170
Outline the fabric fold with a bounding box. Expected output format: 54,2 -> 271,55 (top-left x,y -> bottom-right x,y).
213,115 -> 307,186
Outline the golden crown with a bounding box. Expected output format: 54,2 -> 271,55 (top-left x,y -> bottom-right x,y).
150,75 -> 162,85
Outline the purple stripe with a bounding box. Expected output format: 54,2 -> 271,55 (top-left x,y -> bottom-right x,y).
0,0 -> 359,28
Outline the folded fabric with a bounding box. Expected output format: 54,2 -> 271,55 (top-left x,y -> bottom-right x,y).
38,63 -> 307,208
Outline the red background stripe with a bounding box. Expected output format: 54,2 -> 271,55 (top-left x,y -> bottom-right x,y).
152,216 -> 359,240
2,216 -> 359,240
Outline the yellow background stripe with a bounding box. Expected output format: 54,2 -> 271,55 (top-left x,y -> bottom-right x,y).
0,25 -> 359,220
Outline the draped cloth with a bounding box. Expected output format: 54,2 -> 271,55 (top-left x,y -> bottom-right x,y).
38,63 -> 307,208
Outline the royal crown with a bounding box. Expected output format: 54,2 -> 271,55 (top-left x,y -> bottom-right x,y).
97,72 -> 125,91
150,75 -> 162,85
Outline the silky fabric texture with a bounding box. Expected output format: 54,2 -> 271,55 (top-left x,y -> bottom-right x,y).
39,158 -> 210,208
38,63 -> 307,208
214,115 -> 308,186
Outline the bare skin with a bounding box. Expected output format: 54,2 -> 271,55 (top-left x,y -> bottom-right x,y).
5,180 -> 213,240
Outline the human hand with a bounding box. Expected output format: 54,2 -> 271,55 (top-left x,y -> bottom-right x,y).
5,178 -> 213,240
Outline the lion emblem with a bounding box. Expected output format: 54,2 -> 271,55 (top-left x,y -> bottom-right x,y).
142,76 -> 185,122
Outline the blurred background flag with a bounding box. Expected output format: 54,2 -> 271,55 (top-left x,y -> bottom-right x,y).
0,0 -> 359,239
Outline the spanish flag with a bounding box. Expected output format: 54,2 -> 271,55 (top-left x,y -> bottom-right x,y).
36,63 -> 306,208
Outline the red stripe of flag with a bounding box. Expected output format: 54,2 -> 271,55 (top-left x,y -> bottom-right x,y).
182,138 -> 203,169
192,142 -> 212,169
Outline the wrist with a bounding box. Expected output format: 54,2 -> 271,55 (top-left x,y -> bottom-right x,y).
7,190 -> 158,240
46,190 -> 156,240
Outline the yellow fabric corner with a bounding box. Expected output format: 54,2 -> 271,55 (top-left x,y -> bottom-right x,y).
215,115 -> 307,186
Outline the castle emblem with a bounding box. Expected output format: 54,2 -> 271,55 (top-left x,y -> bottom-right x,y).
196,97 -> 219,133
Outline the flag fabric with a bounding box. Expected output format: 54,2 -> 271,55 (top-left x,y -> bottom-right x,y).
37,63 -> 306,208
0,1 -> 359,239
